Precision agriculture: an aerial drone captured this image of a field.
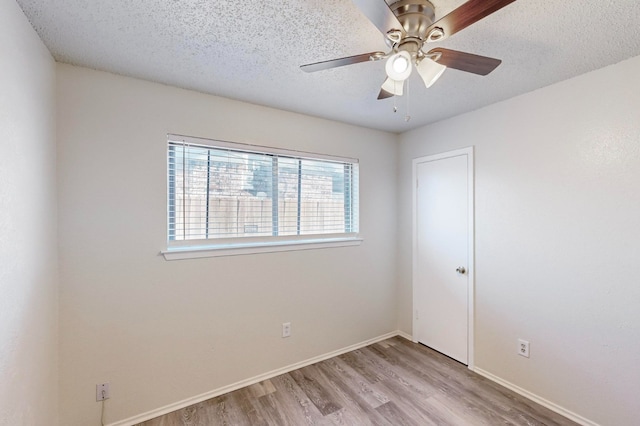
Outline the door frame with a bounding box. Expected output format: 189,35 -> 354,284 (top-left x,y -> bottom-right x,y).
412,146 -> 475,370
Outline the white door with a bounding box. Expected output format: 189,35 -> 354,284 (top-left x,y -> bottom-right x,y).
413,148 -> 473,366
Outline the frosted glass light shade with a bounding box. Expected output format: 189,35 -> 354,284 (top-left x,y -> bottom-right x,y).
385,51 -> 413,81
381,77 -> 404,96
417,57 -> 447,88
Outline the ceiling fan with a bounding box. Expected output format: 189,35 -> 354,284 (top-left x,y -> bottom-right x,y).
301,0 -> 517,99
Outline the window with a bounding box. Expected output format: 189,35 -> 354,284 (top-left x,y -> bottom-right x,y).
164,134 -> 360,259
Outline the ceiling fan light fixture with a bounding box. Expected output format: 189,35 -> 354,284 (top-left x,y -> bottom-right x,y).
385,51 -> 413,81
417,57 -> 447,88
393,55 -> 409,73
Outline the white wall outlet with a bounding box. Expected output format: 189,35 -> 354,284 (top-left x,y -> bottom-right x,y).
96,382 -> 110,401
518,339 -> 530,358
282,322 -> 291,338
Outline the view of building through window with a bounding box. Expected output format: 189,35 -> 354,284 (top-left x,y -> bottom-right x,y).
168,140 -> 359,242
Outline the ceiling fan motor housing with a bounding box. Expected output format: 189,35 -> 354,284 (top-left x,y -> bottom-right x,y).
387,0 -> 437,56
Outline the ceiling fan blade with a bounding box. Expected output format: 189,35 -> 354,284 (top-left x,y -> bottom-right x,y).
300,52 -> 385,73
428,48 -> 502,75
427,0 -> 517,40
352,0 -> 405,36
377,85 -> 394,100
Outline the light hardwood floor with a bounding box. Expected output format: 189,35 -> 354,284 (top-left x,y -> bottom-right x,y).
137,337 -> 577,426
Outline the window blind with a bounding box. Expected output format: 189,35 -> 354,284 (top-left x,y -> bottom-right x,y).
168,137 -> 359,243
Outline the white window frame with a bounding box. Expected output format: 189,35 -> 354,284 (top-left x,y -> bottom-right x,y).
161,134 -> 362,260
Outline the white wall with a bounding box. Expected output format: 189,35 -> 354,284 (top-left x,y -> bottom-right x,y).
56,64 -> 398,425
398,55 -> 640,426
0,0 -> 58,424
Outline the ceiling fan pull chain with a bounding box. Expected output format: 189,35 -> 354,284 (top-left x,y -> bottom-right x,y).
393,82 -> 398,113
405,79 -> 411,122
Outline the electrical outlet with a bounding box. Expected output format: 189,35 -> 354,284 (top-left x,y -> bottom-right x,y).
518,339 -> 530,358
282,322 -> 291,338
96,383 -> 110,401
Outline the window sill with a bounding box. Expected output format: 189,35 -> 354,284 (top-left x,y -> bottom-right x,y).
161,237 -> 363,260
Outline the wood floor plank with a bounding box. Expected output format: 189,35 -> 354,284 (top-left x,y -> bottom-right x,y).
387,341 -> 526,425
338,350 -> 384,384
248,380 -> 276,399
388,340 -> 523,424
289,365 -> 342,416
392,338 -> 576,426
325,407 -> 374,426
313,360 -> 392,425
216,393 -> 253,425
256,393 -> 294,426
315,357 -> 390,409
427,393 -> 498,426
368,369 -> 453,426
137,337 -> 580,426
358,346 -> 438,399
268,373 -> 328,425
375,401 -> 425,426
234,387 -> 268,426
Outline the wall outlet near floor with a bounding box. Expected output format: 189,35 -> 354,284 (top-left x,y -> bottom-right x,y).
518,339 -> 530,358
282,322 -> 291,338
96,382 -> 110,401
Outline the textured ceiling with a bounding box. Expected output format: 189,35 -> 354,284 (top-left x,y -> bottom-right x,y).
15,0 -> 640,133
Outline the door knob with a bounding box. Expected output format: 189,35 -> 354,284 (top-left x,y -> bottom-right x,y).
456,266 -> 466,274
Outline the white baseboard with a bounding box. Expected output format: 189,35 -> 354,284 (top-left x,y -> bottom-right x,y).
109,330 -> 401,426
474,368 -> 600,426
396,330 -> 414,341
